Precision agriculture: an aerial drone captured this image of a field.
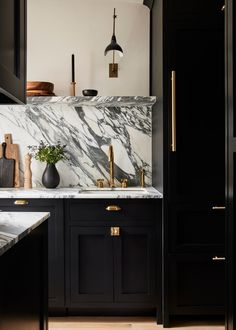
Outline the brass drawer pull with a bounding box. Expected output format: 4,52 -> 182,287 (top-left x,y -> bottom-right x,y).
106,205 -> 121,211
14,200 -> 29,205
212,206 -> 226,210
212,256 -> 226,261
111,227 -> 120,236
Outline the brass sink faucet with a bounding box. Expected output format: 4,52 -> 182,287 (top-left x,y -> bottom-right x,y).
108,145 -> 115,187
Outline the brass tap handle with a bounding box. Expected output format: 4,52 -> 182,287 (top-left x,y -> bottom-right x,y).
140,168 -> 145,188
120,179 -> 128,188
97,179 -> 104,188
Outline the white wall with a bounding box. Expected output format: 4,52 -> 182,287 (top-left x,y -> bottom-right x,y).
27,0 -> 150,96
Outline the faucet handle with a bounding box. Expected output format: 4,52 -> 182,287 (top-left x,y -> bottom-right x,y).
97,179 -> 104,188
120,178 -> 128,188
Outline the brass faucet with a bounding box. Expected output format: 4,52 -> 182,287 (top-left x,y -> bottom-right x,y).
108,145 -> 115,187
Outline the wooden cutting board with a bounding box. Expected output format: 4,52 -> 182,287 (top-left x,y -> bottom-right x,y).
0,134 -> 20,187
0,142 -> 15,188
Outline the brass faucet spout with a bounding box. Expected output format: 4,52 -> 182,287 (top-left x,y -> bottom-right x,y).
108,145 -> 115,187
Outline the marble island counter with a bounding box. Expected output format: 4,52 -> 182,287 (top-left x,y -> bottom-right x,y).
0,187 -> 163,199
0,211 -> 49,256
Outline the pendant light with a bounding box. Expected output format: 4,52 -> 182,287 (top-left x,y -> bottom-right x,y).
104,8 -> 123,78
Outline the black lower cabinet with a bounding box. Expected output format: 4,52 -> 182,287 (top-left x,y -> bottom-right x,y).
0,199 -> 65,313
168,255 -> 225,315
65,199 -> 162,321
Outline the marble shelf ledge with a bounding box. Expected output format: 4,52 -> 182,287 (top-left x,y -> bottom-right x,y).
26,96 -> 157,107
0,212 -> 49,256
0,187 -> 163,199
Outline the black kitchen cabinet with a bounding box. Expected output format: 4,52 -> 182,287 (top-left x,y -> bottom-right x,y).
0,0 -> 26,104
0,199 -> 65,313
65,199 -> 162,321
151,0 -> 225,326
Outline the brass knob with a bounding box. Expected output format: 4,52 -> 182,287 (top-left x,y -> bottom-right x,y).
106,205 -> 121,211
14,200 -> 29,205
120,179 -> 128,188
212,256 -> 226,261
111,227 -> 120,236
97,179 -> 104,188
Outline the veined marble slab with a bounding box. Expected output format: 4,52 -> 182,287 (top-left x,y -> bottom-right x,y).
0,96 -> 155,188
0,212 -> 49,256
27,96 -> 156,107
0,187 -> 163,199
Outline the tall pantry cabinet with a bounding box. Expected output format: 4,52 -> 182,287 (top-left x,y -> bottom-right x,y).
151,0 -> 225,326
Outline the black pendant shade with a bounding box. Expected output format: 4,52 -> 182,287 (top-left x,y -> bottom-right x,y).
104,8 -> 123,57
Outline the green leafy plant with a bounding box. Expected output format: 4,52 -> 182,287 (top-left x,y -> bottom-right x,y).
28,141 -> 68,164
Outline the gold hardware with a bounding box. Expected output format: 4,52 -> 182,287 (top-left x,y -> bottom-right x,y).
212,256 -> 226,261
171,71 -> 177,152
97,179 -> 104,188
14,200 -> 29,205
71,81 -> 76,96
111,227 -> 120,236
120,179 -> 128,188
140,168 -> 145,188
108,145 -> 115,188
106,205 -> 121,211
212,206 -> 226,210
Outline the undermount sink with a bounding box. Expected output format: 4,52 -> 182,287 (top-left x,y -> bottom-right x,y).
79,187 -> 148,194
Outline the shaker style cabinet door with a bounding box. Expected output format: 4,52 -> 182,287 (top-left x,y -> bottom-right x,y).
0,0 -> 26,104
113,226 -> 157,304
67,226 -> 113,305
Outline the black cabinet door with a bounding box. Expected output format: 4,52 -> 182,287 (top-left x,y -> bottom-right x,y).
166,1 -> 225,204
0,0 -> 26,104
0,199 -> 65,310
114,226 -> 157,304
168,255 -> 225,315
67,226 -> 113,305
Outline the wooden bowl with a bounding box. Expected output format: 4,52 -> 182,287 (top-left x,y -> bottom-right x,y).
27,81 -> 54,93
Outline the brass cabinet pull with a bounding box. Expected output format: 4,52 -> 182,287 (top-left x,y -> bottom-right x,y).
212,206 -> 226,210
110,227 -> 120,236
212,256 -> 226,261
14,200 -> 29,205
106,205 -> 121,211
171,70 -> 177,152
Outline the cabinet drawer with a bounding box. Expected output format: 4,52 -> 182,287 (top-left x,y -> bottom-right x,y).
169,205 -> 225,252
66,199 -> 160,223
168,254 -> 225,315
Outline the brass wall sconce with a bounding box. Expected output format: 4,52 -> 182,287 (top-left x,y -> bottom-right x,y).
104,8 -> 123,78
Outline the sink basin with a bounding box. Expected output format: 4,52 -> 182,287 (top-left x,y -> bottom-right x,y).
80,187 -> 148,194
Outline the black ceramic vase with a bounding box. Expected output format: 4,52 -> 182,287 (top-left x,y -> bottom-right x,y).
42,163 -> 60,188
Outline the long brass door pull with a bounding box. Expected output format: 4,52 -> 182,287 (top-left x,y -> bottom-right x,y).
212,206 -> 226,210
14,200 -> 29,205
106,205 -> 121,211
171,70 -> 177,152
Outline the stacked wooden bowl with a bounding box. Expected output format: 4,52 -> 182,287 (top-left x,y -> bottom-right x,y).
26,81 -> 55,96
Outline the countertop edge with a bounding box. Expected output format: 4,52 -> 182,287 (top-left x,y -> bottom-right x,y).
0,212 -> 50,256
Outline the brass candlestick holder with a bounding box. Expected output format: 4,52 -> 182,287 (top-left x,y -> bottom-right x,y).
71,82 -> 76,96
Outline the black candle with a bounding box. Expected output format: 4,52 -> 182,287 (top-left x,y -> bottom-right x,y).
71,54 -> 75,82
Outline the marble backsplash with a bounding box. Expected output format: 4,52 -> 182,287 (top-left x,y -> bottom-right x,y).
0,96 -> 155,188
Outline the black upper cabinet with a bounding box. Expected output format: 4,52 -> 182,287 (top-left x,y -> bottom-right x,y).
0,0 -> 26,104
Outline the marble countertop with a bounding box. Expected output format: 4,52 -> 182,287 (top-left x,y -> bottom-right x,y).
0,187 -> 163,199
0,212 -> 49,256
26,96 -> 157,107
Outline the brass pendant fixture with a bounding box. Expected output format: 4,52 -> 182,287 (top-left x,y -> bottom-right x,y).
104,8 -> 123,78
